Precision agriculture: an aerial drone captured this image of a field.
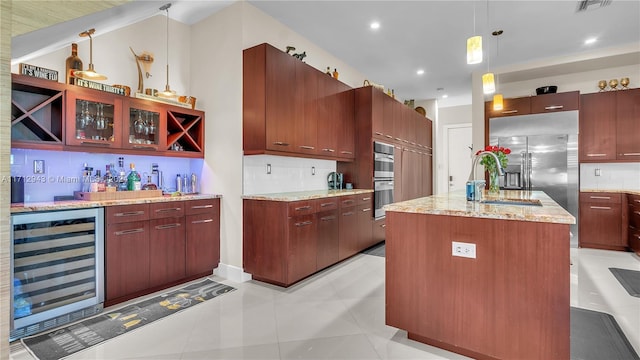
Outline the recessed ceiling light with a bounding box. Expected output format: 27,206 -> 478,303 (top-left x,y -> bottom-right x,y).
417,69 -> 425,75
584,37 -> 597,45
442,94 -> 449,99
370,22 -> 380,30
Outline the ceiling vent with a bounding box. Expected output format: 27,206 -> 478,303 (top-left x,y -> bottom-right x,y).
577,0 -> 612,12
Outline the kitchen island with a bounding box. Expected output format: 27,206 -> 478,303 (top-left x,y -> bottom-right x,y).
384,190 -> 575,360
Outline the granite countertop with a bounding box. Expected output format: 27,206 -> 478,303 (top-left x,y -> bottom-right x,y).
384,190 -> 575,224
580,189 -> 640,196
243,189 -> 373,201
10,193 -> 222,213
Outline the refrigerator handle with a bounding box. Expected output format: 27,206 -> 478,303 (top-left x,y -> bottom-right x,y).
520,153 -> 526,189
527,152 -> 533,191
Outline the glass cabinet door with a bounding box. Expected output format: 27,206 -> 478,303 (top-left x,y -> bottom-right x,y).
65,89 -> 122,148
123,99 -> 165,151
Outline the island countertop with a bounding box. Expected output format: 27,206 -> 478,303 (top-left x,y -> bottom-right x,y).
242,189 -> 373,202
11,193 -> 222,213
384,190 -> 575,224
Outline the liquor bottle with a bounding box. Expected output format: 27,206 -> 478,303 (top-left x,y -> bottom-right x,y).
90,169 -> 99,192
65,43 -> 83,85
142,175 -> 158,190
117,157 -> 128,191
105,164 -> 117,192
96,170 -> 106,192
127,163 -> 142,191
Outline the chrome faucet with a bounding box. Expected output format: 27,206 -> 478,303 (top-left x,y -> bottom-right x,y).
466,151 -> 505,201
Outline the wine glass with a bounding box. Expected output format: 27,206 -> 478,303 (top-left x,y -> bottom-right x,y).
134,111 -> 145,134
95,103 -> 106,130
77,101 -> 86,129
609,79 -> 618,91
620,77 -> 630,90
146,112 -> 156,135
83,101 -> 94,128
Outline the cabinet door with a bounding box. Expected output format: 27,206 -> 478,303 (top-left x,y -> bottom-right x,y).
357,202 -> 374,250
294,63 -> 318,155
149,217 -> 186,287
317,210 -> 339,270
371,88 -> 385,138
317,76 -> 340,156
394,145 -> 403,202
616,88 -> 640,160
65,88 -> 123,148
287,214 -> 317,284
579,193 -> 624,249
405,109 -> 418,146
486,96 -> 531,118
372,217 -> 386,244
122,98 -> 166,151
382,93 -> 395,141
265,45 -> 298,153
421,151 -> 433,197
337,85 -> 355,159
580,92 -> 617,161
186,212 -> 220,277
339,207 -> 358,260
530,91 -> 579,113
106,222 -> 150,301
393,101 -> 406,143
400,148 -> 421,201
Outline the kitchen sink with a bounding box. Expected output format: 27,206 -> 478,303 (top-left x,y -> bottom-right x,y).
480,198 -> 543,206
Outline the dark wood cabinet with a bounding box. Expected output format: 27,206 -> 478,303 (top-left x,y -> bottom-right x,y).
530,91 -> 579,113
122,98 -> 165,152
338,196 -> 359,261
628,194 -> 640,255
616,88 -> 640,160
288,214 -> 318,283
105,198 -> 220,306
357,196 -> 374,250
243,42 -> 354,161
165,107 -> 205,157
486,96 -> 531,118
579,192 -> 625,250
65,87 -> 123,149
580,92 -> 617,161
317,209 -> 340,270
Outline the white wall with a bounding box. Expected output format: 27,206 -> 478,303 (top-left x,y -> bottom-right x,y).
436,105 -> 472,194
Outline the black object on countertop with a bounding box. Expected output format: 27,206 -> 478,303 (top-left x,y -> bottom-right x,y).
609,267 -> 640,297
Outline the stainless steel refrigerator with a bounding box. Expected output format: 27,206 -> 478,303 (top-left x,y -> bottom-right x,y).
489,110 -> 579,246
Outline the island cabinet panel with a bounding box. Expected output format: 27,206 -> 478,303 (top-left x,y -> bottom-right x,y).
579,92 -> 617,161
386,212 -> 570,360
579,192 -> 625,250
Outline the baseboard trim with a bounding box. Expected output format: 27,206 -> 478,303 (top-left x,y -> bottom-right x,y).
214,262 -> 252,283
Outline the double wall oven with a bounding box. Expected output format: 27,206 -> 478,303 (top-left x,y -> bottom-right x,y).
373,141 -> 394,219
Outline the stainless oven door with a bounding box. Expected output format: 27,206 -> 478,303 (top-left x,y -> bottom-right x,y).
374,152 -> 394,179
374,180 -> 394,219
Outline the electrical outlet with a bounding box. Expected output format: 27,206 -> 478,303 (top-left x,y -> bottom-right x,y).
33,160 -> 45,174
311,166 -> 316,175
595,168 -> 601,176
266,164 -> 271,174
452,241 -> 476,259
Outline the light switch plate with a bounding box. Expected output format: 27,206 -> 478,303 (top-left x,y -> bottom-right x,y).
452,241 -> 476,259
33,160 -> 45,174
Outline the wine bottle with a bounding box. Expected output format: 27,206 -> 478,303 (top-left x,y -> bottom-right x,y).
127,163 -> 142,191
65,43 -> 83,85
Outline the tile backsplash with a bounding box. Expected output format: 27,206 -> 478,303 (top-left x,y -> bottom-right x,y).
243,155 -> 336,195
580,162 -> 640,190
10,148 -> 202,202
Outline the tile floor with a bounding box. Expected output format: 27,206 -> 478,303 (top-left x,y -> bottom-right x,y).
11,247 -> 640,360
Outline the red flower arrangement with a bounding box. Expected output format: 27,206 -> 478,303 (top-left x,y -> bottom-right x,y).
476,145 -> 511,193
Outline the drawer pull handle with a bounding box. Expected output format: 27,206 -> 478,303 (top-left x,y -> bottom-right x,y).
586,154 -> 607,157
295,221 -> 313,227
320,202 -> 335,207
362,208 -> 372,212
155,223 -> 182,230
589,206 -> 611,210
294,205 -> 311,211
156,207 -> 182,213
273,141 -> 290,146
299,145 -> 315,150
375,132 -> 383,136
622,153 -> 640,156
635,234 -> 640,239
589,196 -> 611,200
115,211 -> 145,217
544,105 -> 564,110
191,205 -> 213,209
385,135 -> 393,139
322,148 -> 335,153
191,219 -> 213,224
635,200 -> 640,203
501,110 -> 518,114
362,197 -> 371,201
634,211 -> 640,216
340,151 -> 353,155
320,216 -> 336,221
114,228 -> 144,235
381,224 -> 386,228
132,145 -> 156,150
80,141 -> 111,146
342,211 -> 354,216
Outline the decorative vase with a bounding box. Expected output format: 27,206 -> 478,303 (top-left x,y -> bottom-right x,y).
488,169 -> 500,194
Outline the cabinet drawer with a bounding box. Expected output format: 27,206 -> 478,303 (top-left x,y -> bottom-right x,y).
150,201 -> 185,219
339,195 -> 357,208
185,198 -> 219,215
530,91 -> 579,113
580,192 -> 621,204
106,204 -> 149,224
629,228 -> 640,253
316,198 -> 339,211
628,194 -> 640,208
357,194 -> 373,206
288,200 -> 316,216
629,202 -> 640,229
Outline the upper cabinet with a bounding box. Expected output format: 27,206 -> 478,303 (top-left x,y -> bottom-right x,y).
579,88 -> 640,162
243,43 -> 354,161
10,74 -> 204,158
11,74 -> 66,151
486,91 -> 579,118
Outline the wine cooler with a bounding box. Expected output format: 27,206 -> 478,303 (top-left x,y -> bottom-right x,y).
10,207 -> 104,340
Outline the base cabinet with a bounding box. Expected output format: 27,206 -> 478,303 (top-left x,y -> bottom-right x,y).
579,193 -> 625,250
288,214 -> 318,284
105,198 -> 220,305
628,194 -> 640,255
317,210 -> 340,270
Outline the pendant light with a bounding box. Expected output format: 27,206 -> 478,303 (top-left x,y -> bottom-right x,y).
492,30 -> 504,111
157,3 -> 176,99
74,28 -> 107,81
466,2 -> 482,64
482,0 -> 495,94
